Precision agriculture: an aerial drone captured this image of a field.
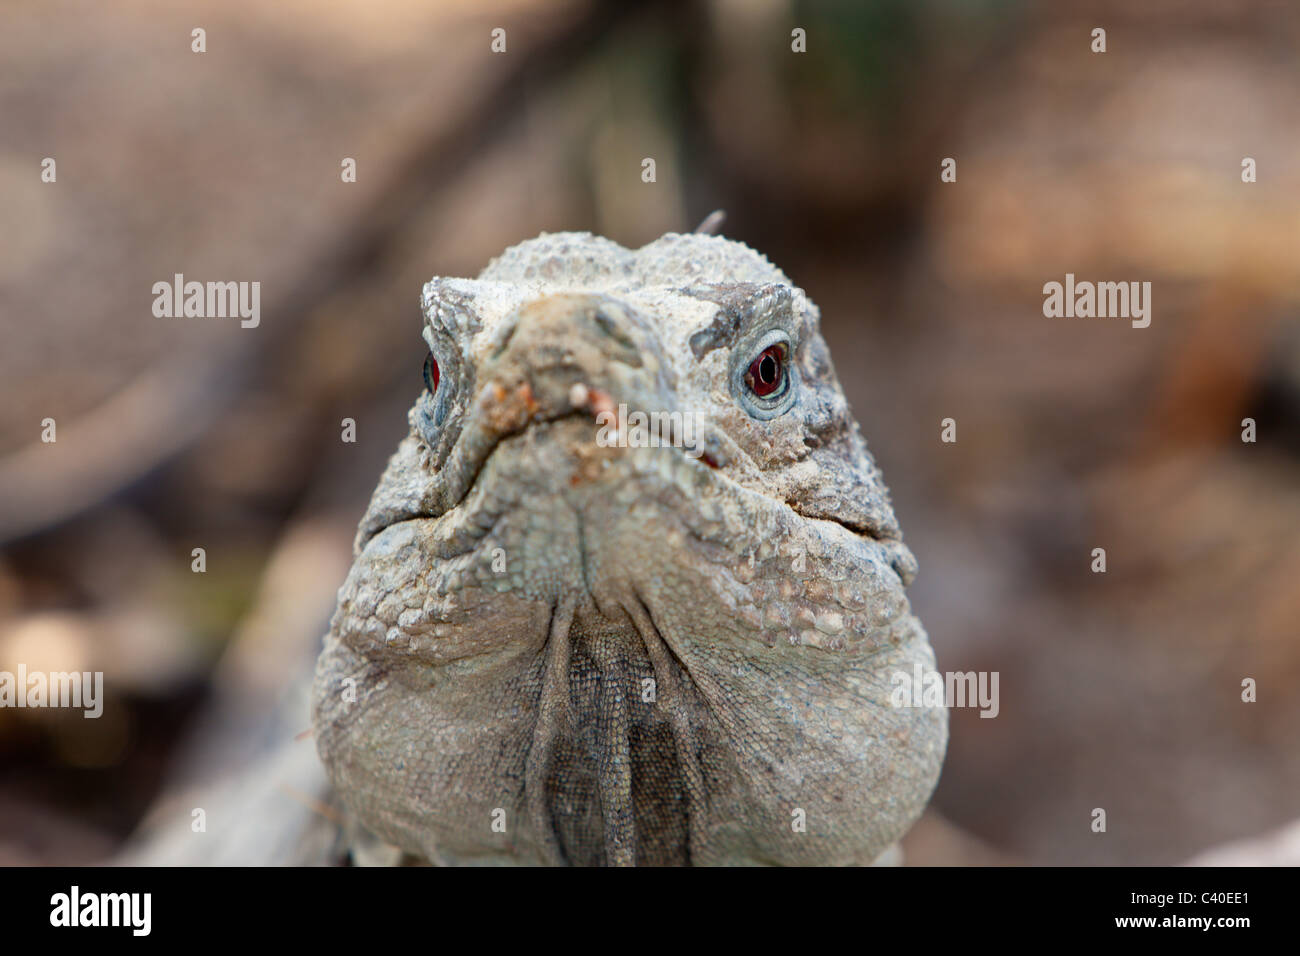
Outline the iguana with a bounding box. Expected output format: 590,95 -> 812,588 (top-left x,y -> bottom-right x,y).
309,231 -> 946,866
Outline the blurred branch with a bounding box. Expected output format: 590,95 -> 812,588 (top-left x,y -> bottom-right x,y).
0,0 -> 657,545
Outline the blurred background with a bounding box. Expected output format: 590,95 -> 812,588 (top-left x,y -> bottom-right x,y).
1,0 -> 1298,865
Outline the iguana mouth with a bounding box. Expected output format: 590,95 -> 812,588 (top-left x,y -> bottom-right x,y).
357,395 -> 910,593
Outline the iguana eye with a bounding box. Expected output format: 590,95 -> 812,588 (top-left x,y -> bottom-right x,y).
423,352 -> 440,394
744,345 -> 785,397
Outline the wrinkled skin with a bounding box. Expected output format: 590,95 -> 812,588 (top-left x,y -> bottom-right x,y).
312,232 -> 946,865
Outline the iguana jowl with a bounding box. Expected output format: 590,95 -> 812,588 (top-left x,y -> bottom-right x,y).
312,232 -> 946,865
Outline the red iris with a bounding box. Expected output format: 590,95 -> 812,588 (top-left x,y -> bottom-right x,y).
423,352 -> 440,394
746,345 -> 784,397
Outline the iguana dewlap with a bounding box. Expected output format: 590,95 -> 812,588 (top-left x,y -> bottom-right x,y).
312,231 -> 946,866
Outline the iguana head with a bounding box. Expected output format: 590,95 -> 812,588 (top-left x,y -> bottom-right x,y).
313,232 -> 946,865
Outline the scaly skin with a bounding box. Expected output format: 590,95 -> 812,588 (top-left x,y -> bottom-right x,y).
312,232 -> 946,865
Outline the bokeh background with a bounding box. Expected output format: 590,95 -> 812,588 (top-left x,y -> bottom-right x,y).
2,0 -> 1298,865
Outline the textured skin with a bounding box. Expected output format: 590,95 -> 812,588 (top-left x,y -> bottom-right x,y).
312,232 -> 947,865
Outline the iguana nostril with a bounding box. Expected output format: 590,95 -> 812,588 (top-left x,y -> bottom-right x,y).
591,307 -> 638,352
